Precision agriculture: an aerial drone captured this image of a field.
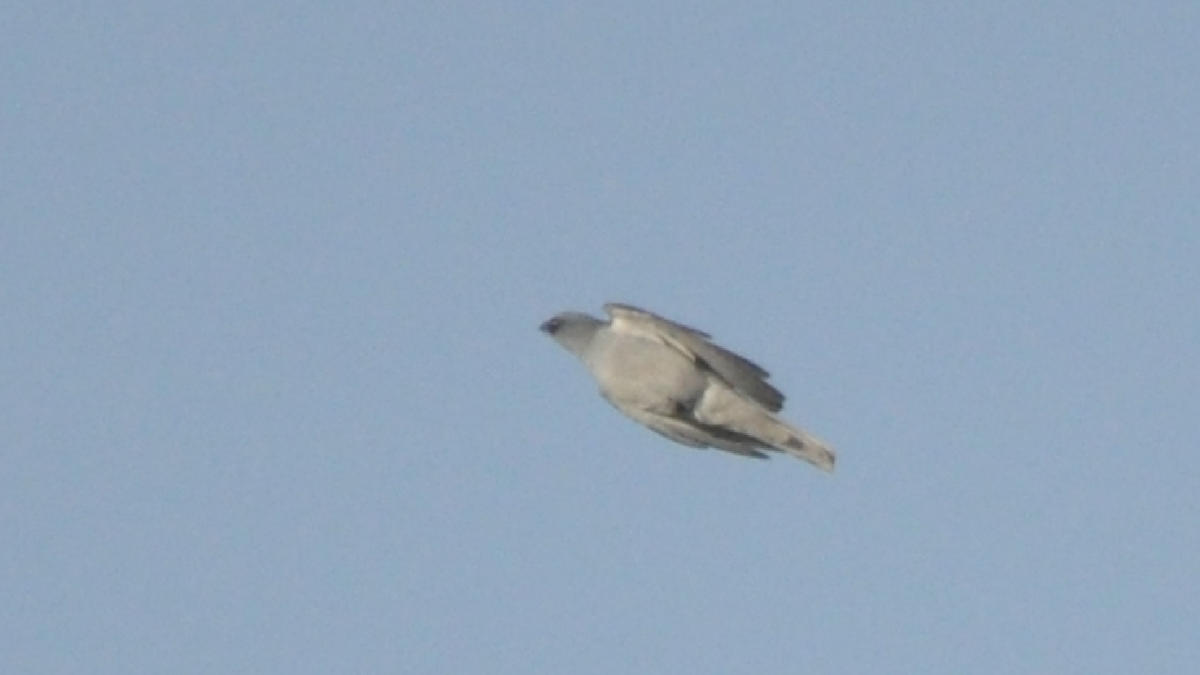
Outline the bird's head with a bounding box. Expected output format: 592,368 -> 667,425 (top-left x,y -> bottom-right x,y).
539,311 -> 604,358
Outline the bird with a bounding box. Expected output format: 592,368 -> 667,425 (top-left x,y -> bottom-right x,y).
539,302 -> 835,472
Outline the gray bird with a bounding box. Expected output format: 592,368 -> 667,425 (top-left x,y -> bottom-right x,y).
540,303 -> 835,472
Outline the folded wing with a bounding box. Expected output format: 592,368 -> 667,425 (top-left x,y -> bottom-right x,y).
604,303 -> 786,412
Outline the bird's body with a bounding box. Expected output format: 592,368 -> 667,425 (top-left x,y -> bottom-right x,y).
585,328 -> 705,410
540,303 -> 835,472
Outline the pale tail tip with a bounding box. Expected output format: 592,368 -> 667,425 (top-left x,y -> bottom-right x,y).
786,437 -> 836,473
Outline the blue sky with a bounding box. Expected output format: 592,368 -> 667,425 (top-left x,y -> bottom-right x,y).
3,2 -> 1198,673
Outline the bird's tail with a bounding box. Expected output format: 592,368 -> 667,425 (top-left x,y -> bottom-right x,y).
780,424 -> 836,473
695,385 -> 836,472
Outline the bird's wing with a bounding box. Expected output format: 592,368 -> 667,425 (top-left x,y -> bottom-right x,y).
602,392 -> 770,460
603,303 -> 786,412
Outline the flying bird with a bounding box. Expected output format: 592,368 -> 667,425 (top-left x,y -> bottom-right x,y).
539,303 -> 835,472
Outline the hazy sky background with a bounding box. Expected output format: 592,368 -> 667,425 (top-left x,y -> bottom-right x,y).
3,2 -> 1198,673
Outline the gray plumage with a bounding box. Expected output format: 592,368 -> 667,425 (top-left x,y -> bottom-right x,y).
539,303 -> 835,472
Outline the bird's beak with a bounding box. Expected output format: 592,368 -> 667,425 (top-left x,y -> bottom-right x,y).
538,320 -> 553,334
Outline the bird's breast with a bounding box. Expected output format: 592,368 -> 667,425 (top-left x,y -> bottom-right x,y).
585,336 -> 707,408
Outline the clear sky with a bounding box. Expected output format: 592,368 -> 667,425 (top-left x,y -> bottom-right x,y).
3,2 -> 1198,673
